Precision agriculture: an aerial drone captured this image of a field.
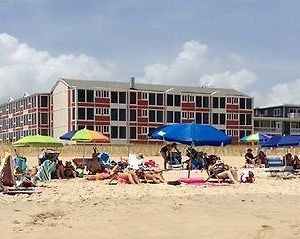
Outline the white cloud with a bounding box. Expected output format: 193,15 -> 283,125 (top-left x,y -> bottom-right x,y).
256,79 -> 300,107
0,33 -> 117,100
139,40 -> 256,92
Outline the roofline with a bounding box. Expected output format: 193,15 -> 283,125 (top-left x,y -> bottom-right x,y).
0,92 -> 50,107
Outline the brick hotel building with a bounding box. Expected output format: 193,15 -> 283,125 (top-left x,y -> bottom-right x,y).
0,78 -> 254,144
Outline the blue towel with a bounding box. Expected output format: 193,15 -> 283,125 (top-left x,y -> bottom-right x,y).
36,160 -> 56,182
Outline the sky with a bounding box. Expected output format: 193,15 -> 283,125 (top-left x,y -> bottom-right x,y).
0,0 -> 300,107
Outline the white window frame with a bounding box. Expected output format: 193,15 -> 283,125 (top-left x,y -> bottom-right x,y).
141,126 -> 148,135
142,92 -> 148,100
142,109 -> 148,117
182,111 -> 189,119
189,111 -> 195,119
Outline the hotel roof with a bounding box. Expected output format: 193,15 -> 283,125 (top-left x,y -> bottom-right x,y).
59,78 -> 250,97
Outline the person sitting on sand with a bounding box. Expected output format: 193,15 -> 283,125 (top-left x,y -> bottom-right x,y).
244,149 -> 255,168
292,155 -> 300,169
64,161 -> 77,178
254,150 -> 267,168
207,157 -> 239,184
284,153 -> 293,166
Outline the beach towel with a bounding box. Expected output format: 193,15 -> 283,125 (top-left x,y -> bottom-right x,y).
97,152 -> 111,167
128,154 -> 143,170
35,160 -> 56,182
14,156 -> 28,172
178,177 -> 230,187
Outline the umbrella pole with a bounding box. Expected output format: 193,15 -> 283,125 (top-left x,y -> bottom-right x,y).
187,146 -> 193,178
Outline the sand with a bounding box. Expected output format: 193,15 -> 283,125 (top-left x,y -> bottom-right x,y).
1,155 -> 300,239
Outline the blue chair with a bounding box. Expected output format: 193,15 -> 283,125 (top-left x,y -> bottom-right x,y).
97,152 -> 111,168
266,156 -> 284,167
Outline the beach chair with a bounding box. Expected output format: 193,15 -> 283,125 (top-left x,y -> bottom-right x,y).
167,152 -> 183,170
265,156 -> 293,175
97,152 -> 112,168
35,160 -> 56,182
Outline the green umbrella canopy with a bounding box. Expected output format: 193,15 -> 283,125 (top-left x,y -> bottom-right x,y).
13,135 -> 63,148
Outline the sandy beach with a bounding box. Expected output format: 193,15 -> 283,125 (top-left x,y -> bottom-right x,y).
0,154 -> 300,239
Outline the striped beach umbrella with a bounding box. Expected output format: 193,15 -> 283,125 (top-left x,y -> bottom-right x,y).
71,128 -> 109,143
240,133 -> 271,143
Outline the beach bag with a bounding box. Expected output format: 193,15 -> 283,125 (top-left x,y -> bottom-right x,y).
240,169 -> 255,183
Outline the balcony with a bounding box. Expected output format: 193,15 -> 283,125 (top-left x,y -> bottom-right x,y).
290,128 -> 300,135
254,127 -> 281,134
287,113 -> 300,119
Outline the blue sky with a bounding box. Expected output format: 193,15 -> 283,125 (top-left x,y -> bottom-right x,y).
0,0 -> 300,106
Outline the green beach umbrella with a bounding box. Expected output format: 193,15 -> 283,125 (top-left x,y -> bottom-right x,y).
71,128 -> 109,143
13,135 -> 63,148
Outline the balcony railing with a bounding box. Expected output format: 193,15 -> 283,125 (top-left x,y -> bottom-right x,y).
254,127 -> 281,133
287,113 -> 300,119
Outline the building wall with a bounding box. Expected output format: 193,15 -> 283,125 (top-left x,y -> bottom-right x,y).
52,81 -> 69,139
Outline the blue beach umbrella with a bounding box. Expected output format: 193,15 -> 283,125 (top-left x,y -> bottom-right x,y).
149,123 -> 231,146
59,130 -> 78,141
261,135 -> 300,148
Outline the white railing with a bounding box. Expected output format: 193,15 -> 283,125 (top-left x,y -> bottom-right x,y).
254,127 -> 281,133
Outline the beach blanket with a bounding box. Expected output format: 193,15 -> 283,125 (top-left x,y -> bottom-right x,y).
14,156 -> 28,172
35,160 -> 56,182
178,177 -> 230,187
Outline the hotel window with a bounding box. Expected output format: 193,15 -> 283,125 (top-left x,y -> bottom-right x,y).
226,130 -> 233,136
78,108 -> 86,120
246,98 -> 252,109
78,89 -> 85,102
246,114 -> 252,125
239,98 -> 246,109
196,113 -> 202,123
203,113 -> 209,124
182,111 -> 188,119
95,90 -> 101,97
189,112 -> 195,119
40,96 -> 48,107
220,113 -> 225,125
167,94 -> 173,106
111,126 -> 118,139
213,113 -> 219,124
167,111 -> 173,123
203,97 -> 209,108
174,111 -> 181,123
95,108 -> 101,115
239,130 -> 246,139
111,92 -> 118,103
72,89 -> 76,102
213,97 -> 219,108
233,98 -> 238,104
233,130 -> 238,136
142,109 -> 148,117
149,93 -> 156,105
130,127 -> 137,139
157,94 -> 163,105
41,113 -> 48,125
182,95 -> 188,102
103,90 -> 109,98
196,96 -> 202,107
142,92 -> 148,100
111,109 -> 118,121
157,111 -> 163,122
119,126 -> 126,139
86,108 -> 94,120
141,127 -> 148,135
119,109 -> 126,121
130,109 -> 136,122
119,92 -> 126,104
86,90 -> 94,102
103,126 -> 110,133
220,97 -> 226,108
189,96 -> 195,102
149,110 -> 155,122
226,97 -> 232,104
130,92 -> 136,104
174,95 -> 181,106
240,114 -> 245,125
102,108 -> 109,116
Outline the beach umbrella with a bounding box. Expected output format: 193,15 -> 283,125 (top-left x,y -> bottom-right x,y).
149,123 -> 231,177
261,135 -> 300,148
59,130 -> 78,141
70,128 -> 109,162
71,128 -> 109,143
149,123 -> 231,146
13,135 -> 63,148
240,133 -> 271,143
